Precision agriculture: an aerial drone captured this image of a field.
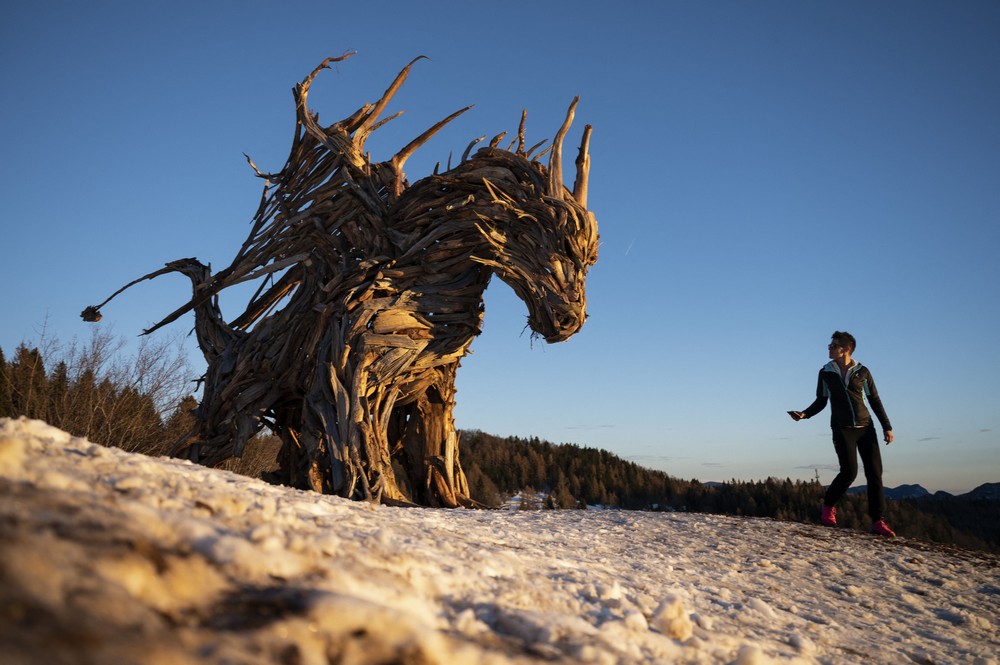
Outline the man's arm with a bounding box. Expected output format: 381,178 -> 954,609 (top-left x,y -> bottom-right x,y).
789,371 -> 827,421
800,395 -> 827,419
864,368 -> 893,444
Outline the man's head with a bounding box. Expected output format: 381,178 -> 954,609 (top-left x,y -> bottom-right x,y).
829,330 -> 857,354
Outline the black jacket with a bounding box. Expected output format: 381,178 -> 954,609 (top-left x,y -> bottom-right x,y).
802,361 -> 892,431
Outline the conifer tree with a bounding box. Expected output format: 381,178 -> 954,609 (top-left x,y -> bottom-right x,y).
552,471 -> 576,509
162,395 -> 199,454
9,345 -> 48,420
46,361 -> 70,428
0,346 -> 12,418
69,367 -> 99,439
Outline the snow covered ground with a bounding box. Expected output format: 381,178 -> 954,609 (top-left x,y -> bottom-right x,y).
1,417 -> 997,665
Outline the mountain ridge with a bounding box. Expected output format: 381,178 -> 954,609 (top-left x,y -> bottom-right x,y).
846,482 -> 1000,500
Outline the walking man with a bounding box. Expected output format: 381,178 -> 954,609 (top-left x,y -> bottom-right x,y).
789,331 -> 896,537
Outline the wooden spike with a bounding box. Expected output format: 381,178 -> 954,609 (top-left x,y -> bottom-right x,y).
517,109 -> 528,155
572,124 -> 592,207
354,56 -> 428,146
392,105 -> 473,172
462,135 -> 486,163
549,97 -> 579,193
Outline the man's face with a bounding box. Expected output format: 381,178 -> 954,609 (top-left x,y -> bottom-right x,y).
828,340 -> 849,361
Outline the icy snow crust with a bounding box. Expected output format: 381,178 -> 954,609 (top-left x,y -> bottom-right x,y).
1,418 -> 998,665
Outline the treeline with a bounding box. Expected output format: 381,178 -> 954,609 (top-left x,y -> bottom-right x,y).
1,332 -> 194,454
461,430 -> 680,510
0,332 -> 277,475
896,495 -> 1000,552
460,430 -> 830,519
458,430 -> 1000,553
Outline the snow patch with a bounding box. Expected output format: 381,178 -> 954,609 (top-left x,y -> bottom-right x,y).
1,417 -> 999,665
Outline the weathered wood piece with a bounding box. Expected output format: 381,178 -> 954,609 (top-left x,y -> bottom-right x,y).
83,53 -> 599,506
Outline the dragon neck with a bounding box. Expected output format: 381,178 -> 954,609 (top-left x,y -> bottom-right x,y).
390,154 -> 540,259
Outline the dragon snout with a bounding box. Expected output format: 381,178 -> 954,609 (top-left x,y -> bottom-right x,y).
535,302 -> 587,343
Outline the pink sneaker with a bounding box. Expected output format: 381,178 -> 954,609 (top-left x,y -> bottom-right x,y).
871,520 -> 896,537
821,505 -> 837,526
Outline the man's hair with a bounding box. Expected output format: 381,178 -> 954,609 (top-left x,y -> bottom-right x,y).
831,331 -> 856,353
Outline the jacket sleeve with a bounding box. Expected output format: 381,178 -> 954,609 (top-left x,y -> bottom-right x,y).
864,369 -> 893,432
802,370 -> 828,418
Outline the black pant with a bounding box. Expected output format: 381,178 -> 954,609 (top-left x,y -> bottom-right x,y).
824,425 -> 884,522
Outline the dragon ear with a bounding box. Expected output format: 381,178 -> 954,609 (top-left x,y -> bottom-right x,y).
548,97 -> 579,194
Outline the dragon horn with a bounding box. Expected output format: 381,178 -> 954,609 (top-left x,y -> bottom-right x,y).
573,124 -> 592,207
549,97 -> 579,193
517,109 -> 528,155
392,105 -> 473,173
354,56 -> 428,146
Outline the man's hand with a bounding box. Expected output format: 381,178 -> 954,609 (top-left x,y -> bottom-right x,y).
884,430 -> 894,445
787,411 -> 805,421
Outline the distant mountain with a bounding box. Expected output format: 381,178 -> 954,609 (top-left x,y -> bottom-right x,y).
889,484 -> 932,499
847,483 -> 930,500
893,483 -> 1000,501
959,482 -> 1000,501
845,482 -> 1000,501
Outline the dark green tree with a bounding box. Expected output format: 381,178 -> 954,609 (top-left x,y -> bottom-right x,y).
162,395 -> 199,454
0,346 -> 12,417
9,345 -> 48,420
68,367 -> 99,438
552,470 -> 577,509
46,361 -> 70,428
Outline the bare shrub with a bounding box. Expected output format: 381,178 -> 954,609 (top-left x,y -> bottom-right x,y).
2,327 -> 194,454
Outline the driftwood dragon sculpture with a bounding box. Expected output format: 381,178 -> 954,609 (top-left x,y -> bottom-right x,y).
83,54 -> 599,506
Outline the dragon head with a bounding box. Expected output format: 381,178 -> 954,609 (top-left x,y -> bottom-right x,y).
466,101 -> 599,343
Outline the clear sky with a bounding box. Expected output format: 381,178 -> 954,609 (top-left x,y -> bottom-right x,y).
3,1 -> 998,494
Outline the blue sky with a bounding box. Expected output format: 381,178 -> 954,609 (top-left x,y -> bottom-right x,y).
2,1 -> 998,494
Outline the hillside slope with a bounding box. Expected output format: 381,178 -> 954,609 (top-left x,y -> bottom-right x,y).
2,417 -> 998,665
